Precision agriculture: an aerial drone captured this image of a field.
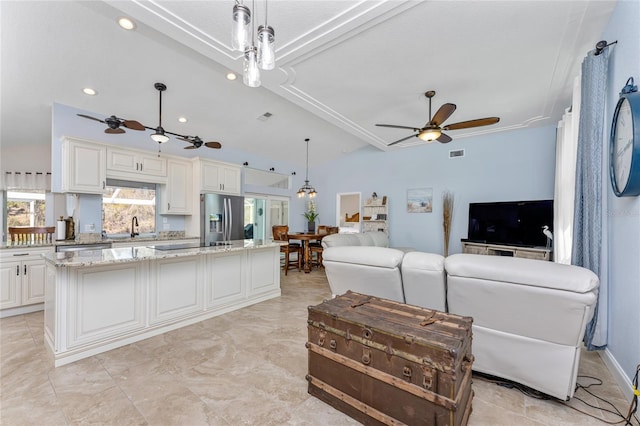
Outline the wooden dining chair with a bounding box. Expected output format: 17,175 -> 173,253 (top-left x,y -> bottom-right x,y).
8,226 -> 55,245
309,225 -> 339,269
272,225 -> 302,275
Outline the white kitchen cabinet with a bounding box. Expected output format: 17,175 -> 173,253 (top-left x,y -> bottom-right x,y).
246,247 -> 279,297
0,247 -> 53,316
198,159 -> 241,195
66,262 -> 146,348
61,137 -> 106,194
160,159 -> 192,214
149,255 -> 203,324
106,147 -> 167,182
206,251 -> 246,308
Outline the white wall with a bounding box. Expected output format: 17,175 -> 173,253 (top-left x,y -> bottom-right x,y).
600,0 -> 640,390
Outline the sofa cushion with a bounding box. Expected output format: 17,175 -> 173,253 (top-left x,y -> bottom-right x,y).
401,252 -> 446,311
323,246 -> 406,302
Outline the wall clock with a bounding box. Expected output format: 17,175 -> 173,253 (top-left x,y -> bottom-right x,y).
610,77 -> 640,197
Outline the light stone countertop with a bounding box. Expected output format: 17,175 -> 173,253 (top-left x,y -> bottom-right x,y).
1,235 -> 199,250
43,239 -> 285,267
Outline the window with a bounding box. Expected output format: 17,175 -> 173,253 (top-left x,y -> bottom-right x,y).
6,190 -> 46,234
102,179 -> 156,235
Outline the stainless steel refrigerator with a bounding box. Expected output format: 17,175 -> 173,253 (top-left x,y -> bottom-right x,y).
200,193 -> 245,246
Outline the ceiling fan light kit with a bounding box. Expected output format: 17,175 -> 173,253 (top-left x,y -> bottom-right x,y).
232,0 -> 276,87
376,90 -> 500,146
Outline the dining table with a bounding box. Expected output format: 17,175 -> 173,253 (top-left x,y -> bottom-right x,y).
287,232 -> 323,273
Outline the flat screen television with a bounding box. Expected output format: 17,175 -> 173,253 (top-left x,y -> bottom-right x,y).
465,200 -> 553,247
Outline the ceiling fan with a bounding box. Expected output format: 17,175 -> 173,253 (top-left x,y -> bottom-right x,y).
77,82 -> 222,150
146,83 -> 222,150
375,91 -> 500,146
76,114 -> 145,134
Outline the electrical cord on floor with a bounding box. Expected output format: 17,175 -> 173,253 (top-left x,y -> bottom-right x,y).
473,368 -> 640,425
562,373 -> 639,425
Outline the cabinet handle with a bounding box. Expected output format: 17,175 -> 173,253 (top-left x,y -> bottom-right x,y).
12,253 -> 28,257
140,163 -> 143,171
168,203 -> 170,211
136,163 -> 139,171
103,181 -> 106,189
24,265 -> 27,275
16,265 -> 19,276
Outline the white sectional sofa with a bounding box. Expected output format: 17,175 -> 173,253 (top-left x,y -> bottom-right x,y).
320,232 -> 600,401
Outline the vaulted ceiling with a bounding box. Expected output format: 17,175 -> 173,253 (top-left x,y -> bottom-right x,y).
1,1 -> 616,168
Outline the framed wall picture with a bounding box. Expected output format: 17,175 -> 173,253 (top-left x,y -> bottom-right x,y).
407,188 -> 433,213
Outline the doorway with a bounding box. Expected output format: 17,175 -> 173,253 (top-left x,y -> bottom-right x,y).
244,194 -> 290,240
336,192 -> 361,233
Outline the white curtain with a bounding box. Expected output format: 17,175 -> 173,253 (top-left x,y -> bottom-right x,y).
554,75 -> 581,264
1,171 -> 51,191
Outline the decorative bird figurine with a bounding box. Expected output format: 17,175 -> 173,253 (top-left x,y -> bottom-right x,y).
542,225 -> 553,249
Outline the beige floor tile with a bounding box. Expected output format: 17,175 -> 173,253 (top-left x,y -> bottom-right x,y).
1,268 -> 636,426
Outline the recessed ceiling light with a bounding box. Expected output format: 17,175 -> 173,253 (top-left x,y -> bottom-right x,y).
118,17 -> 136,31
226,72 -> 237,81
178,117 -> 188,123
82,87 -> 97,96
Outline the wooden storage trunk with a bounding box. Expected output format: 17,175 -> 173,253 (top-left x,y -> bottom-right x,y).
307,291 -> 473,426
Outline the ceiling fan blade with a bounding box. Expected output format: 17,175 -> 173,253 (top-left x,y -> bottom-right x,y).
376,124 -> 420,131
105,128 -> 125,134
176,136 -> 192,143
436,133 -> 452,143
429,103 -> 456,127
77,114 -> 105,124
122,120 -> 145,131
443,117 -> 500,131
387,133 -> 419,146
184,145 -> 198,150
205,142 -> 222,149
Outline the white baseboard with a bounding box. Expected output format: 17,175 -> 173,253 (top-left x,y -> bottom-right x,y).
599,348 -> 635,404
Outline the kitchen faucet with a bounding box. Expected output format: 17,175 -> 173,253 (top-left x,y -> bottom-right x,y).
131,216 -> 139,238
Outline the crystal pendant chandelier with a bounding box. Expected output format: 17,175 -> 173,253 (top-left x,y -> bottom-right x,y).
232,0 -> 276,87
297,138 -> 317,198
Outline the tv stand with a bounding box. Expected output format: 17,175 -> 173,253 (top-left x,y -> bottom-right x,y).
461,241 -> 552,261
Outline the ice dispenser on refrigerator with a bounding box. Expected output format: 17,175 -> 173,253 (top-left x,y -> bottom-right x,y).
200,193 -> 245,246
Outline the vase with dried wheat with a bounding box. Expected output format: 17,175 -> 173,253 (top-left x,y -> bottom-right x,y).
442,191 -> 454,257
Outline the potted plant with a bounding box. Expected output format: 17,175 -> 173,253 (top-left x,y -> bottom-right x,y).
303,201 -> 319,232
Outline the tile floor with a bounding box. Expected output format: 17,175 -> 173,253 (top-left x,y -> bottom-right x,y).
1,269 -> 637,425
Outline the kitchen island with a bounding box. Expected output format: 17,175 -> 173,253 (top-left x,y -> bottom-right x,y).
43,240 -> 283,367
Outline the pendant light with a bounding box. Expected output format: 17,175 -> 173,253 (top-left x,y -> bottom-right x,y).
231,2 -> 251,52
232,0 -> 275,87
257,0 -> 275,70
242,0 -> 260,87
150,83 -> 169,144
243,45 -> 261,87
297,138 -> 317,198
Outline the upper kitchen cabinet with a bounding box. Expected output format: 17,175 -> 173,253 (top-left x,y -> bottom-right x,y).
106,147 -> 167,183
194,158 -> 241,195
60,137 -> 106,194
160,158 -> 192,215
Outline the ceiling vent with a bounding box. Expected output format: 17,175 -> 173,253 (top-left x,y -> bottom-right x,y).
449,149 -> 465,159
257,112 -> 273,122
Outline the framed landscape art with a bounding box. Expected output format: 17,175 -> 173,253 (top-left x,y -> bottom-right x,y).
407,188 -> 432,213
